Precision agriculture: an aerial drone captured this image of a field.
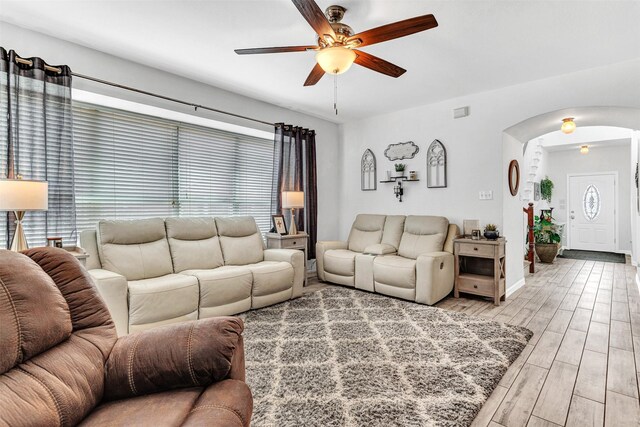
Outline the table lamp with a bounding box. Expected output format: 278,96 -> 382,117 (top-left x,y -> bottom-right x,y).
281,191 -> 304,235
0,179 -> 48,251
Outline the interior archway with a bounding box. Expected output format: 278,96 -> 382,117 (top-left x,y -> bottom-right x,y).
501,106 -> 640,294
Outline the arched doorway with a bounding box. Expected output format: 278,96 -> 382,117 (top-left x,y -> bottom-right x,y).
501,106 -> 640,293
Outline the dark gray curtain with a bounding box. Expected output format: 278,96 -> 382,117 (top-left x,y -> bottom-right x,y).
0,47 -> 76,248
272,123 -> 318,259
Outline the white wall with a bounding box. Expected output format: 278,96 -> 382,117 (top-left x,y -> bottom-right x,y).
631,131 -> 640,265
545,143 -> 632,252
0,22 -> 341,240
339,58 -> 640,290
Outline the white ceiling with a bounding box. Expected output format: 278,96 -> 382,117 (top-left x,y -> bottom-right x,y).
1,0 -> 640,123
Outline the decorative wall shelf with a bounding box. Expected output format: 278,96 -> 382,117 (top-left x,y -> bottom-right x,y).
379,176 -> 420,202
379,176 -> 420,183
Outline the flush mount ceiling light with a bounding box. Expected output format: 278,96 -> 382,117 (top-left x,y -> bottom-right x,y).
561,117 -> 576,134
580,145 -> 589,154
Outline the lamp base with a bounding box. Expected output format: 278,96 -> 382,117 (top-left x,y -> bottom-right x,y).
288,208 -> 298,235
9,211 -> 28,252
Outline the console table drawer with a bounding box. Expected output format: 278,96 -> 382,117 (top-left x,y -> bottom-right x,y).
457,275 -> 495,297
457,242 -> 494,258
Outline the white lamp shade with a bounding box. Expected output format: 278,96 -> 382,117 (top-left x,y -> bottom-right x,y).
281,191 -> 304,209
0,180 -> 48,211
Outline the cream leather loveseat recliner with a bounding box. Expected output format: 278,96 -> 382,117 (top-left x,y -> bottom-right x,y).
80,216 -> 304,336
317,214 -> 459,305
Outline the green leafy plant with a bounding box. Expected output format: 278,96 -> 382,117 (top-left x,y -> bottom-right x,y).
533,215 -> 561,244
484,224 -> 498,231
540,177 -> 554,203
394,163 -> 406,172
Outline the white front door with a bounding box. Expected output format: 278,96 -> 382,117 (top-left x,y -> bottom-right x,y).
568,173 -> 616,252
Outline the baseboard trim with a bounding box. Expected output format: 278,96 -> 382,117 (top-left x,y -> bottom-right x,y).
507,278 -> 526,297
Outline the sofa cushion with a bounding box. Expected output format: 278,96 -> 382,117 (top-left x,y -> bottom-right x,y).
381,215 -> 406,249
128,274 -> 199,327
347,214 -> 386,253
97,218 -> 173,281
181,266 -> 253,317
166,217 -> 224,272
324,249 -> 358,277
215,217 -> 264,265
0,251 -> 72,374
397,216 -> 449,260
80,387 -> 203,426
373,255 -> 417,289
246,261 -> 294,297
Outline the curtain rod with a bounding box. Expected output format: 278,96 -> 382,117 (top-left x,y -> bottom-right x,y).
14,57 -> 276,127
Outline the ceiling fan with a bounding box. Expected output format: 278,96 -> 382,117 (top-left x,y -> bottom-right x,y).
235,0 -> 438,86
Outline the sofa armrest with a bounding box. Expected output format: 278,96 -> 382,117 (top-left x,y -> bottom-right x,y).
415,252 -> 455,305
264,248 -> 305,298
363,243 -> 397,255
315,241 -> 348,281
88,269 -> 129,336
104,316 -> 244,401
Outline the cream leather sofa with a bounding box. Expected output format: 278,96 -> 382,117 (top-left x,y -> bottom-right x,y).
317,214 -> 459,305
80,216 -> 304,336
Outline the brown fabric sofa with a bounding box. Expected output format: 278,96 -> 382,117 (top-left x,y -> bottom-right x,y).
0,248 -> 252,427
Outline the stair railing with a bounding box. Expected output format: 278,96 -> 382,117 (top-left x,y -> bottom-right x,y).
523,202 -> 535,273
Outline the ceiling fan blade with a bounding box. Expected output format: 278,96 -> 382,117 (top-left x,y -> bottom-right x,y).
304,63 -> 325,86
348,14 -> 438,47
291,0 -> 337,41
353,50 -> 406,78
235,46 -> 316,55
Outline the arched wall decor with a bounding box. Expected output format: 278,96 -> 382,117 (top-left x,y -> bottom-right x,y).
361,149 -> 377,191
427,139 -> 447,188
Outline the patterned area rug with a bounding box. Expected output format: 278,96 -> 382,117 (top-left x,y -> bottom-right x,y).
240,287 -> 532,427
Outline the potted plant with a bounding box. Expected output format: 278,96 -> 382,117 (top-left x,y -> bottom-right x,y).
533,214 -> 561,263
540,176 -> 554,203
484,224 -> 499,240
394,163 -> 406,178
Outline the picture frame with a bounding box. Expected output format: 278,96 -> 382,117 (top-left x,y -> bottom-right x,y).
272,214 -> 288,235
463,219 -> 480,237
533,182 -> 541,201
471,229 -> 482,240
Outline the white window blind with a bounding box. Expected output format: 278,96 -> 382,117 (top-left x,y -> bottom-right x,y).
73,103 -> 179,231
73,101 -> 274,235
178,124 -> 274,232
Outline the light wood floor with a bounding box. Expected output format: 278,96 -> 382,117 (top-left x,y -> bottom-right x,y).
305,258 -> 640,427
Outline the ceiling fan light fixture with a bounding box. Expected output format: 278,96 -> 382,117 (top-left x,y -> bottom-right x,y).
561,117 -> 576,134
315,46 -> 356,74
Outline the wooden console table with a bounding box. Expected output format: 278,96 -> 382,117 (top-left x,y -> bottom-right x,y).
454,237 -> 506,305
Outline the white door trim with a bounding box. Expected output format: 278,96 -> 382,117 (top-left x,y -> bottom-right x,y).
566,171 -> 619,252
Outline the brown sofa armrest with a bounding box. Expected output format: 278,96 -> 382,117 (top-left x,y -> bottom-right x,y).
104,316 -> 244,401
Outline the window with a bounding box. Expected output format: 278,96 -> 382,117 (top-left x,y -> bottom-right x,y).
583,184 -> 601,221
73,103 -> 179,231
177,124 -> 274,232
73,101 -> 274,235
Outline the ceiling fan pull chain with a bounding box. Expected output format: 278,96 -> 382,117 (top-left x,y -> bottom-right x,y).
334,73 -> 338,115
